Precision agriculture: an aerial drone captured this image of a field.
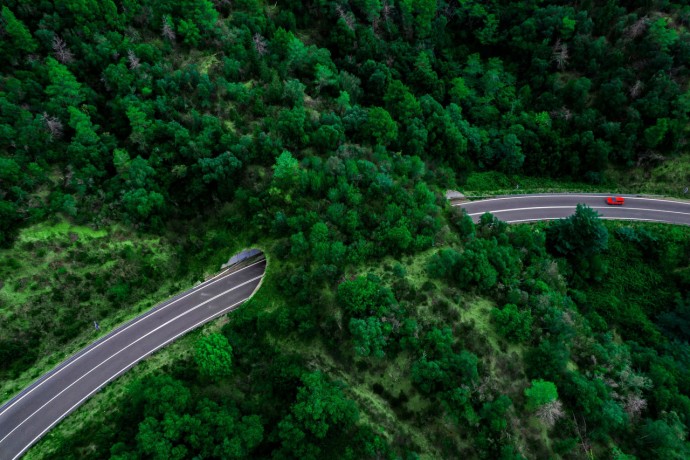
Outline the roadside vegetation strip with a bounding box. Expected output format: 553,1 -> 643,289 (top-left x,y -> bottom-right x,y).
0,258 -> 265,419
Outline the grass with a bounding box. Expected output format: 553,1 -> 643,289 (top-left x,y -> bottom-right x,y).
0,221 -> 180,404
607,153 -> 690,196
0,217 -> 261,407
462,171 -> 607,197
462,158 -> 690,198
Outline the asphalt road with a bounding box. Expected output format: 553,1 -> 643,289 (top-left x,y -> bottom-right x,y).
455,194 -> 690,226
0,257 -> 266,460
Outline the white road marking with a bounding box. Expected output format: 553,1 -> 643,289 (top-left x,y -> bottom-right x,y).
468,206 -> 574,216
0,259 -> 264,419
468,206 -> 690,217
9,280 -> 262,460
504,217 -> 678,224
0,274 -> 263,446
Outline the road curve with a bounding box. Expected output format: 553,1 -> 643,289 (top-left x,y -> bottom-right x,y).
454,194 -> 690,226
0,257 -> 266,460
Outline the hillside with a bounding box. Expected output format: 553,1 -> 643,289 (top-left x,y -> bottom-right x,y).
1,1 -> 690,458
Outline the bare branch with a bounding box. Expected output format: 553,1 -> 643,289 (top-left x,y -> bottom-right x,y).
624,394 -> 647,420
52,35 -> 74,64
552,40 -> 569,71
629,80 -> 644,99
127,50 -> 140,70
42,112 -> 63,139
536,400 -> 565,429
336,5 -> 356,31
625,16 -> 649,39
253,33 -> 268,55
161,18 -> 176,41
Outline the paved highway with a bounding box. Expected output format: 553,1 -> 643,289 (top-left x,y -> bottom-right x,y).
455,194 -> 690,226
0,257 -> 266,460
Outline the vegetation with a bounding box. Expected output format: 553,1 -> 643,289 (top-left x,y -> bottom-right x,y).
1,0 -> 689,458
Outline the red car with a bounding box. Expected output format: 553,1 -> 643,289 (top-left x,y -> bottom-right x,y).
606,196 -> 625,205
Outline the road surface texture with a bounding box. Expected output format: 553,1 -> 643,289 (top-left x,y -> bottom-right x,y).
455,194 -> 690,226
0,256 -> 266,460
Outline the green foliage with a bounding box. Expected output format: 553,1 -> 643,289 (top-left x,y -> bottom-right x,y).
524,379 -> 558,411
44,58 -> 85,118
492,303 -> 533,343
1,6 -> 37,54
337,275 -> 394,317
349,316 -> 391,358
3,1 -> 690,459
366,107 -> 398,146
649,18 -> 678,52
294,371 -> 359,436
272,150 -> 301,192
195,333 -> 233,380
546,204 -> 608,259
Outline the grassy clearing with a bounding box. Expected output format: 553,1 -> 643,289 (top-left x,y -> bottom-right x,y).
0,221 -> 179,404
0,218 -> 258,407
607,153 -> 690,196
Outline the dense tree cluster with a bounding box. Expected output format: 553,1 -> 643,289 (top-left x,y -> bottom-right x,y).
2,0 -> 690,459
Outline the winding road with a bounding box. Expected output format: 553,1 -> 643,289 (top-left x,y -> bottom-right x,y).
454,194 -> 690,226
0,256 -> 266,460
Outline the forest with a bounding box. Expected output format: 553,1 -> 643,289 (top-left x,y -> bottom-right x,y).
1,0 -> 690,458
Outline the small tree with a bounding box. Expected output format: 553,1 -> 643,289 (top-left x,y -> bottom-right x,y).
546,203 -> 608,258
366,107 -> 398,146
525,379 -> 559,411
195,333 -> 233,380
492,303 -> 533,343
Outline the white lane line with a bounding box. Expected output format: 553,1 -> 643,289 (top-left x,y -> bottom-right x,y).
468,206 -> 574,216
504,217 -> 680,224
0,259 -> 265,418
454,195 -> 690,206
468,206 -> 690,217
9,281 -> 262,460
0,274 -> 263,447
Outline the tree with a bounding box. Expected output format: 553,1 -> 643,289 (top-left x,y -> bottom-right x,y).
349,316 -> 391,358
384,80 -> 422,121
0,200 -> 20,248
492,303 -> 533,343
399,0 -> 437,39
546,204 -> 608,259
366,107 -> 397,146
285,371 -> 359,440
277,106 -> 309,148
272,150 -> 301,192
44,58 -> 85,119
427,248 -> 462,280
648,18 -> 678,52
194,333 -> 233,379
525,379 -> 559,411
1,6 -> 37,55
337,275 -> 394,317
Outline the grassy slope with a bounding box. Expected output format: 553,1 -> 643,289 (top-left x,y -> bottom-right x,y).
463,155 -> 690,197
0,216 -> 253,406
0,221 -> 174,403
264,250 -> 535,458
18,218 -> 689,458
